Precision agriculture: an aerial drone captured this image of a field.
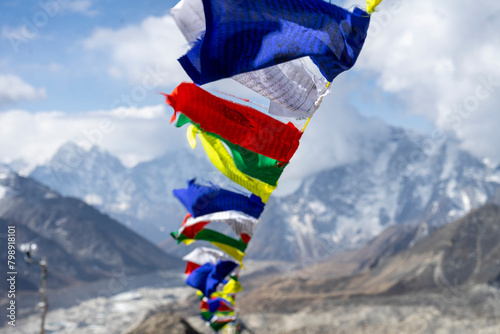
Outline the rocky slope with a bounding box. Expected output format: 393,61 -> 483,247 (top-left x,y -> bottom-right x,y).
241,204 -> 500,312
126,312 -> 200,334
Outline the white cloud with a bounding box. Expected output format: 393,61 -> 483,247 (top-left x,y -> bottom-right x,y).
0,74 -> 46,107
62,0 -> 99,16
82,15 -> 189,86
344,0 -> 500,162
0,105 -> 187,167
280,74 -> 391,188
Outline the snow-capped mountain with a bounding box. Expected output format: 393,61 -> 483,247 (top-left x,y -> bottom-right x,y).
28,126 -> 500,262
246,127 -> 500,262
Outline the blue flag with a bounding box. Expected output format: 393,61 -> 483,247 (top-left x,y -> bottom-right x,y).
173,179 -> 265,219
186,260 -> 238,296
178,0 -> 371,85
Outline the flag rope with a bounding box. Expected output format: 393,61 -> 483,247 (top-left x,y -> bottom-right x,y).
301,81 -> 331,132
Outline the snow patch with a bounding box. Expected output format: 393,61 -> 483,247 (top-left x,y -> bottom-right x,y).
0,185 -> 7,199
373,142 -> 397,175
0,168 -> 9,180
85,193 -> 103,206
112,301 -> 139,313
474,189 -> 488,206
55,217 -> 69,226
482,158 -> 495,169
486,173 -> 500,184
461,191 -> 471,213
446,179 -> 457,198
308,201 -> 326,215
111,291 -> 143,302
44,191 -> 59,199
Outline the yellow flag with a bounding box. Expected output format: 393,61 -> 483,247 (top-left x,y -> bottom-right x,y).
211,242 -> 245,265
366,0 -> 382,14
187,127 -> 276,203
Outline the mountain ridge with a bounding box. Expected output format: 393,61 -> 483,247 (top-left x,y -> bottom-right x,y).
25,125 -> 500,262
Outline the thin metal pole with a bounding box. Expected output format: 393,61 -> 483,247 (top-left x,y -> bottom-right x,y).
39,257 -> 48,334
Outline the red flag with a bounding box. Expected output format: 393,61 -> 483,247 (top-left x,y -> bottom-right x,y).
163,83 -> 303,163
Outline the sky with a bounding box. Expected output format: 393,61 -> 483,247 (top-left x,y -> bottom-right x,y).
0,0 -> 499,184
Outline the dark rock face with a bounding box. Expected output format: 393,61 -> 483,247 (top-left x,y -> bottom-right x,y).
0,169 -> 182,292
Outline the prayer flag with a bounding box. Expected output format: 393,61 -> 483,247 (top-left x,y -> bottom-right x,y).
173,179 -> 265,219
186,260 -> 238,296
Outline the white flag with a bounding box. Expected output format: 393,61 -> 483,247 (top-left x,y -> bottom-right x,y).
180,211 -> 258,238
182,247 -> 236,266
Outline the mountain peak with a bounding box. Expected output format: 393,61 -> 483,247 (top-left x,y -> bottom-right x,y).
48,141 -> 125,174
0,167 -> 59,201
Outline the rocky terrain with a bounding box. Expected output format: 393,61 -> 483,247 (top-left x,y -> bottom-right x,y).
231,287 -> 500,334
242,204 -> 500,309
126,312 -> 200,334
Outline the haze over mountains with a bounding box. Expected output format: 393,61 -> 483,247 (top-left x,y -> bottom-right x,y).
25,125 -> 500,263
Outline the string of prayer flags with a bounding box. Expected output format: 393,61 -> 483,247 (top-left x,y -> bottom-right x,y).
166,0 -> 385,331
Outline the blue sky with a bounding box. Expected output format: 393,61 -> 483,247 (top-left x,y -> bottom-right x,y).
0,0 -> 499,177
0,0 -> 180,112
